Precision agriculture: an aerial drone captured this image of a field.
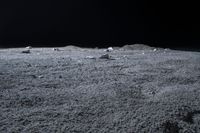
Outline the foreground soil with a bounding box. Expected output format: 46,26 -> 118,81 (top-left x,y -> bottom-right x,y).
0,45 -> 200,133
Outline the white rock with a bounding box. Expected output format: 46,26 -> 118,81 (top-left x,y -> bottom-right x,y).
104,47 -> 113,52
108,47 -> 113,51
38,75 -> 44,78
26,46 -> 32,49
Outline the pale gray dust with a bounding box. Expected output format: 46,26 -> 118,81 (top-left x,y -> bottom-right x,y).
0,44 -> 200,133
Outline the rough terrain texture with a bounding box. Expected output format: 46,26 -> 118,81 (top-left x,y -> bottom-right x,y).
0,44 -> 200,133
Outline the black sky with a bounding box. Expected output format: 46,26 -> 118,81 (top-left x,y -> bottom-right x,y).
0,1 -> 199,48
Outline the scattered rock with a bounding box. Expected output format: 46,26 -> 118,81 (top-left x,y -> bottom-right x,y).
30,75 -> 37,78
53,48 -> 60,51
153,48 -> 157,52
151,91 -> 156,96
27,64 -> 32,67
85,56 -> 96,59
99,54 -> 117,60
163,48 -> 170,53
20,87 -> 30,91
21,50 -> 30,54
38,75 -> 44,79
99,54 -> 112,59
123,55 -> 128,58
105,47 -> 113,52
26,46 -> 32,49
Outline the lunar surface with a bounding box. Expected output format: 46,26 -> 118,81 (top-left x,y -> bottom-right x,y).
0,44 -> 200,133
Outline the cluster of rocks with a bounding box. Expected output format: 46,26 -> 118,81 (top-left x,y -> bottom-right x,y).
52,48 -> 60,51
21,46 -> 62,54
21,45 -> 170,60
85,47 -> 115,60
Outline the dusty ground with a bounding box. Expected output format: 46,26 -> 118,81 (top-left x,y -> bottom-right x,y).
0,44 -> 200,133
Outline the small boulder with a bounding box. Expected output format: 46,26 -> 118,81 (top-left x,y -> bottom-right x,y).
153,48 -> 157,52
26,46 -> 32,49
38,75 -> 44,79
99,54 -> 111,59
105,47 -> 113,52
53,48 -> 60,51
27,64 -> 32,67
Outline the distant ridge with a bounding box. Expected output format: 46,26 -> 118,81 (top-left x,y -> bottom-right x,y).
121,44 -> 155,50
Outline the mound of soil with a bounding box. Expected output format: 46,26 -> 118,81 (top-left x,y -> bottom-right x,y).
121,44 -> 155,50
63,45 -> 82,50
